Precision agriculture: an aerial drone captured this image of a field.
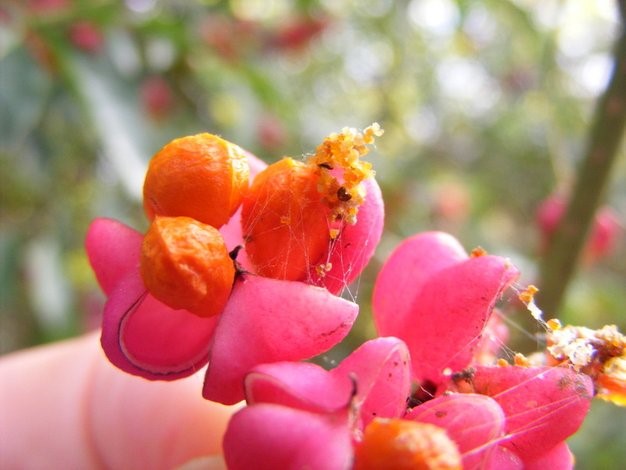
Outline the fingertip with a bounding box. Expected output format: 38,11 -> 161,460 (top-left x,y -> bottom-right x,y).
0,334 -> 237,469
0,334 -> 103,468
87,349 -> 236,469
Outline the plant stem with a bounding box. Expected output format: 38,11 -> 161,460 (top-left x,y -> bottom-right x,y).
537,7 -> 626,317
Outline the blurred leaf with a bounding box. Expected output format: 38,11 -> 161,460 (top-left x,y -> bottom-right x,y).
72,55 -> 150,201
0,49 -> 50,151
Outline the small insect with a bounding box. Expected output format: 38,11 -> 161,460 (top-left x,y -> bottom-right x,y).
451,367 -> 475,384
318,162 -> 333,170
337,186 -> 352,202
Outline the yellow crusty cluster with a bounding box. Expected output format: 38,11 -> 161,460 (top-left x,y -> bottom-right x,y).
546,322 -> 625,405
508,283 -> 626,406
308,123 -> 383,225
546,323 -> 624,365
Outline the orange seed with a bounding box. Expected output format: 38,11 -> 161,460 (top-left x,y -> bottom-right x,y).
354,418 -> 462,470
241,157 -> 330,281
140,216 -> 235,317
143,133 -> 249,228
241,124 -> 383,282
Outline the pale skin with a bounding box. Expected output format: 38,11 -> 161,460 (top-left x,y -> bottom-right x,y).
0,333 -> 234,469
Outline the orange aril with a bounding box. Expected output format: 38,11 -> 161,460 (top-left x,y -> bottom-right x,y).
241,124 -> 383,282
140,216 -> 235,317
353,418 -> 462,470
241,157 -> 330,281
143,133 -> 249,228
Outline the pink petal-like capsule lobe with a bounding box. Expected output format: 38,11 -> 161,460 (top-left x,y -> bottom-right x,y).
203,275 -> 358,405
375,232 -> 519,386
406,393 -> 506,469
373,232 -> 467,338
333,337 -> 411,427
245,337 -> 411,426
524,442 -> 574,470
223,404 -> 353,470
85,218 -> 143,295
246,362 -> 353,413
309,177 -> 385,294
101,270 -> 217,380
472,366 -> 593,462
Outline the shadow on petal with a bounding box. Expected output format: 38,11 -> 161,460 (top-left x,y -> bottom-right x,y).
101,271 -> 218,380
406,255 -> 519,385
245,362 -> 353,413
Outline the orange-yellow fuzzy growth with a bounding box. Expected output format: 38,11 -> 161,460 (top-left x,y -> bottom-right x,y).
241,158 -> 330,281
140,216 -> 235,318
143,133 -> 249,228
241,124 -> 383,281
353,418 -> 462,470
310,123 -> 382,224
546,323 -> 626,406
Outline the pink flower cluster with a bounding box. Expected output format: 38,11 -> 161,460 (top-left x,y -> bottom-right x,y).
86,138 -> 599,469
222,233 -> 593,469
86,150 -> 384,405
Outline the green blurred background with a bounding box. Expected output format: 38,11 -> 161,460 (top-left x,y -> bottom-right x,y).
1,0 -> 624,467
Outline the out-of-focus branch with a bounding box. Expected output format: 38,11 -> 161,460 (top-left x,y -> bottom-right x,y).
537,8 -> 626,317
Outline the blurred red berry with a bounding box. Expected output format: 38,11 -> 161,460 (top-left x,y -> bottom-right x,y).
268,16 -> 330,52
587,207 -> 622,262
68,21 -> 103,54
536,194 -> 622,264
200,15 -> 260,61
140,76 -> 175,121
26,0 -> 70,14
431,180 -> 470,225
